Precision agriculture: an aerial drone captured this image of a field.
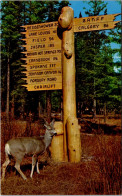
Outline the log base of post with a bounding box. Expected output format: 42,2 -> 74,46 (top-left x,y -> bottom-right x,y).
50,121 -> 64,162
67,116 -> 81,162
50,119 -> 81,163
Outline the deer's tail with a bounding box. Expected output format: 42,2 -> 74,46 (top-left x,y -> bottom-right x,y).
5,143 -> 11,155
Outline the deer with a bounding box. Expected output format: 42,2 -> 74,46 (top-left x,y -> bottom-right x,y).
2,120 -> 57,181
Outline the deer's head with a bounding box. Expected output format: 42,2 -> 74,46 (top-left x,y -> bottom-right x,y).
44,119 -> 57,137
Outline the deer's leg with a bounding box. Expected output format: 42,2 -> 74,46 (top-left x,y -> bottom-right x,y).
36,159 -> 40,174
2,153 -> 10,181
15,160 -> 27,180
30,155 -> 37,178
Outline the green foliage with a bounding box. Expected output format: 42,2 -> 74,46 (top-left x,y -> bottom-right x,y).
1,1 -> 25,113
1,0 -> 70,117
83,0 -> 108,16
75,0 -> 121,113
1,0 -> 120,117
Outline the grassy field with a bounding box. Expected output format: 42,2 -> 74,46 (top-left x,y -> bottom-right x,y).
1,117 -> 121,195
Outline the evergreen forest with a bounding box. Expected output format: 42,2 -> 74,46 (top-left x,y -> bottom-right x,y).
1,0 -> 121,120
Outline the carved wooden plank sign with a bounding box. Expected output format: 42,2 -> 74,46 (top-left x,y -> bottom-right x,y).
74,21 -> 119,32
21,62 -> 61,70
23,83 -> 62,91
22,54 -> 61,64
23,69 -> 62,77
22,36 -> 60,44
22,21 -> 62,91
74,13 -> 120,32
74,13 -> 120,25
22,42 -> 61,51
21,21 -> 58,30
24,75 -> 62,84
21,13 -> 120,91
21,29 -> 58,38
22,49 -> 61,57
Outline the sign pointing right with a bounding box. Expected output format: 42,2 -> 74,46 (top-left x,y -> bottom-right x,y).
73,13 -> 120,32
74,21 -> 120,32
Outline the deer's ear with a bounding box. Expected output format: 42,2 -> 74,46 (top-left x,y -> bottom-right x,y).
44,118 -> 49,124
50,119 -> 55,127
44,122 -> 48,128
44,124 -> 46,128
44,120 -> 49,126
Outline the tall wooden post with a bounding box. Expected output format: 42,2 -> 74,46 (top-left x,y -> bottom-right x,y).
58,7 -> 77,161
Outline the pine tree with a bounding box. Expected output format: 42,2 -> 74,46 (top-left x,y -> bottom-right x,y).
1,0 -> 70,119
1,1 -> 24,119
75,0 -> 118,117
107,22 -> 121,113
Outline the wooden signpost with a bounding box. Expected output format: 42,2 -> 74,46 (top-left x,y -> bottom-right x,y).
21,21 -> 62,91
74,13 -> 120,32
21,12 -> 120,92
21,7 -> 120,162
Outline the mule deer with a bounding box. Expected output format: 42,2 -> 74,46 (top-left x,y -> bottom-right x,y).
2,120 -> 56,180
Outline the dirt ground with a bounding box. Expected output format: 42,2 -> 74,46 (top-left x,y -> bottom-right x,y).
1,117 -> 121,195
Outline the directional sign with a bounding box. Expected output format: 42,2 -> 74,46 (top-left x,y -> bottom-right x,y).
74,13 -> 120,32
22,35 -> 61,45
21,62 -> 61,71
21,13 -> 120,91
21,29 -> 59,38
22,13 -> 120,33
73,13 -> 120,25
74,21 -> 120,32
22,49 -> 61,56
21,21 -> 62,91
22,54 -> 61,64
22,42 -> 61,51
23,69 -> 62,77
21,21 -> 58,31
24,75 -> 62,84
23,75 -> 62,91
23,83 -> 62,91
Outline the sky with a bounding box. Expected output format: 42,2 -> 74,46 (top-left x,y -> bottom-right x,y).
68,0 -> 121,62
69,0 -> 121,19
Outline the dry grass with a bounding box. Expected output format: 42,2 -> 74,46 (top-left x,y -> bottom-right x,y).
1,118 -> 121,195
82,114 -> 121,127
81,133 -> 121,195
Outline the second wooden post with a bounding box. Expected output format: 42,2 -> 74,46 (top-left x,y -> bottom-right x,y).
58,6 -> 81,162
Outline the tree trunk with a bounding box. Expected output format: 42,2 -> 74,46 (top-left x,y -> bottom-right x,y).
6,57 -> 10,121
11,96 -> 15,120
93,98 -> 96,119
38,100 -> 41,118
46,91 -> 51,123
104,102 -> 107,124
93,36 -> 96,119
38,97 -> 43,118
